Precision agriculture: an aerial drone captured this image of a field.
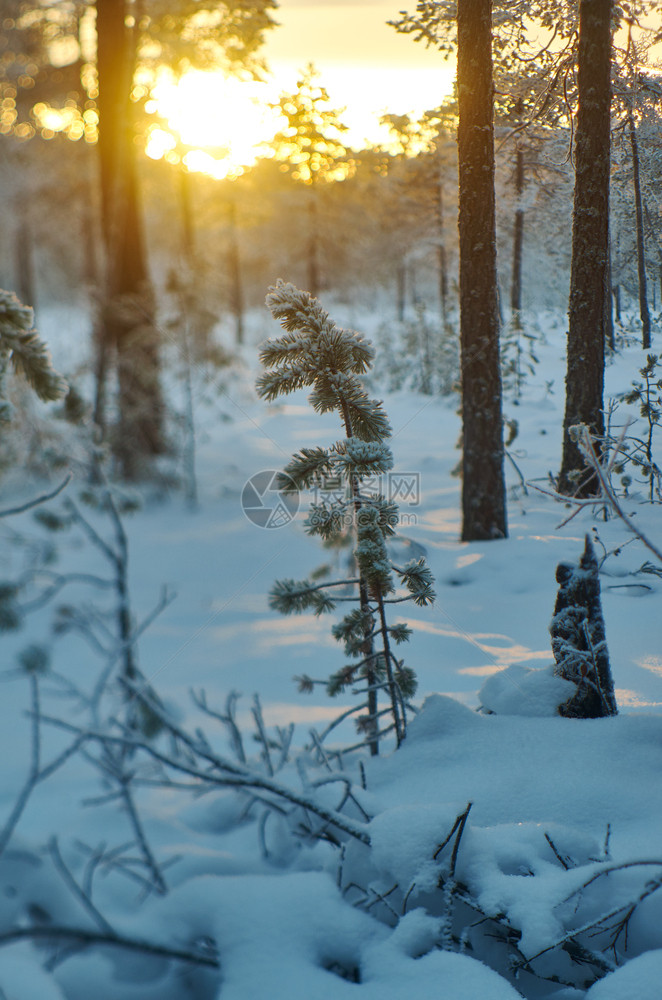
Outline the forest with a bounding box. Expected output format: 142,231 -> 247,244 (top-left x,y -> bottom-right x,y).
0,0 -> 662,998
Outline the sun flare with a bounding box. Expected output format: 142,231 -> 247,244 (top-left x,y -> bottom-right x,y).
145,70 -> 279,179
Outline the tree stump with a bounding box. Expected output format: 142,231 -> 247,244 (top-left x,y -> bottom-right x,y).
550,536 -> 618,718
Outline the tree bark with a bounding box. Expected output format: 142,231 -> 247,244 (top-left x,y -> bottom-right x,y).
558,0 -> 612,496
96,0 -> 165,478
457,0 -> 507,541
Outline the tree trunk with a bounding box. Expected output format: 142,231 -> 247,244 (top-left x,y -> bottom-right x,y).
558,0 -> 612,496
436,147 -> 448,327
457,0 -> 507,541
643,201 -> 662,298
307,185 -> 319,298
613,283 -> 621,324
628,108 -> 651,350
14,210 -> 36,311
396,261 -> 406,322
510,144 -> 524,316
96,0 -> 165,478
227,195 -> 244,345
605,235 -> 615,352
178,166 -> 195,260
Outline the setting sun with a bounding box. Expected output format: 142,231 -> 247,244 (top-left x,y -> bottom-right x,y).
145,70 -> 280,179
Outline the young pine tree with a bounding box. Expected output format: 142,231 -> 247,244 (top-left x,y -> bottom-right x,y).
257,281 -> 435,754
0,290 -> 67,421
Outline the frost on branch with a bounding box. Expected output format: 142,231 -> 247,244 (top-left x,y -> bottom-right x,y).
258,280 -> 390,442
550,535 -> 618,719
0,290 -> 67,412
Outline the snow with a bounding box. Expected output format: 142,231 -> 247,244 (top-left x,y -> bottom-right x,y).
1,302 -> 662,997
478,662 -> 577,715
585,950 -> 662,999
0,950 -> 68,999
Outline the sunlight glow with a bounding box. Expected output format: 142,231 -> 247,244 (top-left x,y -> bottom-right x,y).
145,70 -> 280,178
31,100 -> 97,142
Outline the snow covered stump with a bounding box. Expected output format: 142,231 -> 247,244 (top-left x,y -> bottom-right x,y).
550,535 -> 618,719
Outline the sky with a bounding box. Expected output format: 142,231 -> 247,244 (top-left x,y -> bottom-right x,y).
262,0 -> 456,145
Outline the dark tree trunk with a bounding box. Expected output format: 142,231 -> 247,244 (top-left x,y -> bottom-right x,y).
605,236 -> 615,352
457,0 -> 507,541
96,0 -> 165,478
628,109 -> 651,349
396,261 -> 406,322
227,195 -> 244,345
510,144 -> 524,315
643,200 -> 662,294
551,536 -> 618,719
436,156 -> 448,327
307,185 -> 319,298
178,166 -> 195,260
558,0 -> 612,496
613,283 -> 621,324
14,211 -> 36,311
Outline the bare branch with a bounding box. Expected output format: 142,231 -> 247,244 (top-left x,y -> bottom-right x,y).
48,836 -> 116,935
0,473 -> 72,518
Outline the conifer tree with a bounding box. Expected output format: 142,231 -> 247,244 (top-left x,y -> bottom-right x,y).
258,281 -> 435,754
270,67 -> 348,297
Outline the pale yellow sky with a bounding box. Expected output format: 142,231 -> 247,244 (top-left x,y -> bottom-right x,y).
263,1 -> 456,145
145,1 -> 457,173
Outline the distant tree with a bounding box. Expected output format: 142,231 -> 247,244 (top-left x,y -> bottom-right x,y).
612,22 -> 661,350
558,0 -> 613,496
271,65 -> 349,297
456,0 -> 507,540
380,105 -> 457,325
95,0 -> 277,477
1,0 -> 277,478
95,0 -> 165,479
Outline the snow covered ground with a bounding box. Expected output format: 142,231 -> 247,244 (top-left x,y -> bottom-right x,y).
1,298 -> 661,998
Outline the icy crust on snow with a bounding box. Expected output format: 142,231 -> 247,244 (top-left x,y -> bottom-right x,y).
584,949 -> 662,999
478,662 -> 577,716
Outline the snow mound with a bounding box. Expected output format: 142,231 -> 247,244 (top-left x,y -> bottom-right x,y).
406,693 -> 481,740
585,950 -> 662,999
0,950 -> 67,1000
478,663 -> 576,716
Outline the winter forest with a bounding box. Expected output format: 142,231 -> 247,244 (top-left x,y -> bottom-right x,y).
1,0 -> 662,997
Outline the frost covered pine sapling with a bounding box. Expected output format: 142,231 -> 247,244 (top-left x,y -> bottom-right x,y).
257,281 -> 435,755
